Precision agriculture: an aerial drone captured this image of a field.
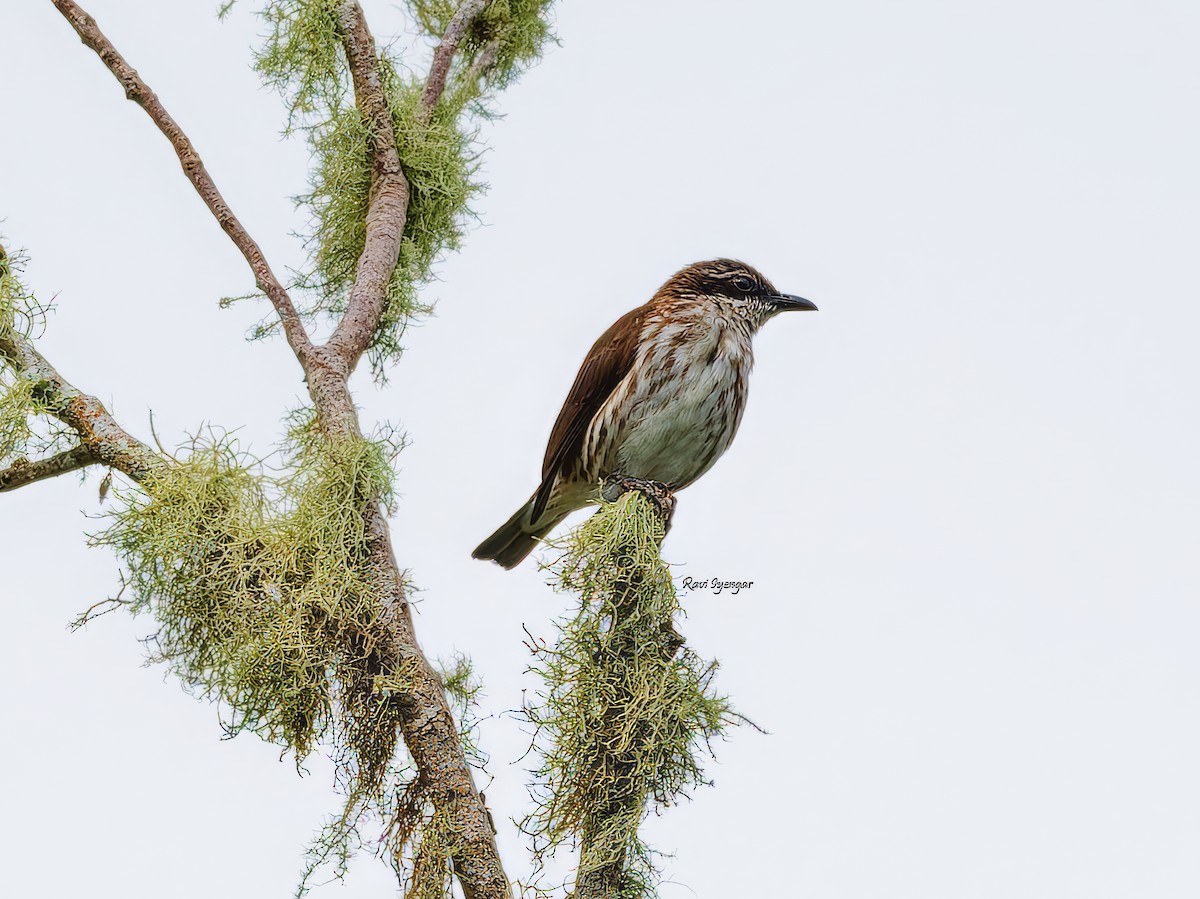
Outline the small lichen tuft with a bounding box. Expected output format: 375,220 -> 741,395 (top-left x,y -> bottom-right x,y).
0,249 -> 80,468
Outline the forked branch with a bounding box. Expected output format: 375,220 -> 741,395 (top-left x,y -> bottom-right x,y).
43,3 -> 516,899
326,0 -> 492,364
0,318 -> 165,485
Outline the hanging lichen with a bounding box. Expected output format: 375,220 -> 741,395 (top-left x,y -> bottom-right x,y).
0,248 -> 80,469
6,1 -> 561,894
239,0 -> 556,379
525,491 -> 740,898
83,412 -> 484,897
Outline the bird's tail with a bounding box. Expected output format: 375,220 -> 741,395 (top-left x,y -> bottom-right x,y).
472,497 -> 568,570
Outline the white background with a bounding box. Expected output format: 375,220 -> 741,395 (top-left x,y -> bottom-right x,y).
2,1 -> 1199,896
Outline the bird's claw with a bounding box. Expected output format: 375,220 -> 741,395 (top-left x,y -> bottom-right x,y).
601,475 -> 677,529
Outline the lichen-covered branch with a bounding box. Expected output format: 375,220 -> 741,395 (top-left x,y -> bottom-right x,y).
296,12 -> 512,885
364,526 -> 513,899
3,347 -> 162,482
325,0 -> 498,368
292,10 -> 511,888
0,443 -> 98,493
419,0 -> 490,118
526,483 -> 736,898
323,1 -> 411,368
0,266 -> 165,485
50,0 -> 315,366
36,2 -> 557,897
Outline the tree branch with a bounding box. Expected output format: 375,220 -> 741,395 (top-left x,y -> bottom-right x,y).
323,1 -> 411,369
324,0 -> 491,367
419,0 -> 490,119
50,0 -> 315,366
319,8 -> 513,893
534,483 -> 702,899
0,444 -> 98,493
0,326 -> 165,485
362,505 -> 514,899
44,5 -> 514,897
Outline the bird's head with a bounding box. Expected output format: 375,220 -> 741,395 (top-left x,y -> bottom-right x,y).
664,258 -> 817,330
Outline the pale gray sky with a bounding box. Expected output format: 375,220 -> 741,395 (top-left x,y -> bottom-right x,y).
3,1 -> 1199,897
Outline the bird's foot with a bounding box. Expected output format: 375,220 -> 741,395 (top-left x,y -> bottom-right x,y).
601,475 -> 677,529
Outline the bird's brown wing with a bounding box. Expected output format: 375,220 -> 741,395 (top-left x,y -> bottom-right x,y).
531,304 -> 650,522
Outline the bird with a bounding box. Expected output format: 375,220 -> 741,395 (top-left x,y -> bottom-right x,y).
473,258 -> 817,569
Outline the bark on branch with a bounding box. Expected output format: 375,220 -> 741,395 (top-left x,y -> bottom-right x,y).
0,324 -> 166,485
47,3 -> 513,898
0,444 -> 99,493
419,0 -> 490,119
319,6 -> 512,895
325,0 -> 491,364
322,1 -> 411,369
50,0 -> 315,366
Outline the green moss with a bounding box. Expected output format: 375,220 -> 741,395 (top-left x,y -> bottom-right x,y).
525,491 -> 738,898
95,417 -> 394,753
383,786 -> 462,899
0,248 -> 78,467
84,408 -> 489,896
244,0 -> 556,379
255,0 -> 346,125
466,0 -> 558,90
90,414 -> 420,891
407,0 -> 557,109
0,377 -> 38,465
296,72 -> 474,379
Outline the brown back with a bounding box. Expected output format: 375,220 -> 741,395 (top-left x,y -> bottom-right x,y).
531,303 -> 649,521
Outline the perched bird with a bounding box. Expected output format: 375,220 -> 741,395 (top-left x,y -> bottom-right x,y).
473,259 -> 817,569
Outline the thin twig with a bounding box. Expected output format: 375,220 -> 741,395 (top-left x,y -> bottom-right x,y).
69,581 -> 132,632
50,0 -> 315,367
419,0 -> 490,120
0,444 -> 99,493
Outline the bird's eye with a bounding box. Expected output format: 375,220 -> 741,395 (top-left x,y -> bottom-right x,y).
732,275 -> 754,293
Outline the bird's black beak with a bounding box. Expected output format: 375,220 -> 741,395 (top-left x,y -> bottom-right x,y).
770,293 -> 818,312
